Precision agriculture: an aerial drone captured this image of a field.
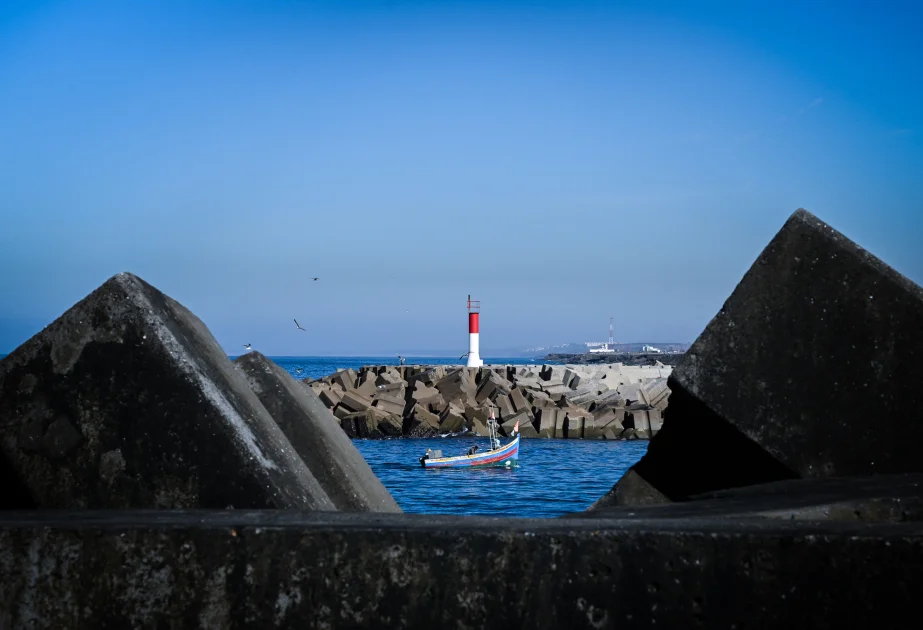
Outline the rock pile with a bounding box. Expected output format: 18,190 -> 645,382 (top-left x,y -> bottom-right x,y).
306,362 -> 673,440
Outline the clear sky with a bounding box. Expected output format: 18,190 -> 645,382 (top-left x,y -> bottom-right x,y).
1,0 -> 921,356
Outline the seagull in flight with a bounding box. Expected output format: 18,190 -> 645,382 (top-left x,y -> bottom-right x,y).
458,351 -> 470,360
243,343 -> 251,351
311,277 -> 319,281
294,319 -> 306,331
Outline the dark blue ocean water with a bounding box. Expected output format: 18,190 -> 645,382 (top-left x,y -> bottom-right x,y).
354,437 -> 648,518
262,355 -> 647,518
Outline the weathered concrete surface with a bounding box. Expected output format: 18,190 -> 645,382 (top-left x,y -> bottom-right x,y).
597,208 -> 923,507
673,208 -> 923,480
582,473 -> 923,522
234,352 -> 401,513
0,273 -> 335,511
0,510 -> 918,629
589,470 -> 669,509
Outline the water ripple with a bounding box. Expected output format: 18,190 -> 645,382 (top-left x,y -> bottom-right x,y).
354,437 -> 648,518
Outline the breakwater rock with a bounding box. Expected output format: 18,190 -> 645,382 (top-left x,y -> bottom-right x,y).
305,362 -> 673,440
591,208 -> 923,509
0,272 -> 400,513
1,509 -> 920,629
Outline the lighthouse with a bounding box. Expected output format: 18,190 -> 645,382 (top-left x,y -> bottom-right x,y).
466,295 -> 483,367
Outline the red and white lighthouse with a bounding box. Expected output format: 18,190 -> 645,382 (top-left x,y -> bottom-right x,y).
466,295 -> 483,367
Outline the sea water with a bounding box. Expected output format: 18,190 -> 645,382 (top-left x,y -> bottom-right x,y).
264,355 -> 648,518
354,437 -> 648,517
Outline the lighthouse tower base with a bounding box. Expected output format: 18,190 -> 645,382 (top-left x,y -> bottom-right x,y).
467,332 -> 483,367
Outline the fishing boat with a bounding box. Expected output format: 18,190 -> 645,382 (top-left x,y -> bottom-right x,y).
419,412 -> 520,469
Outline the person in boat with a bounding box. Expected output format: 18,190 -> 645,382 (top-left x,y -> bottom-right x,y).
467,444 -> 479,456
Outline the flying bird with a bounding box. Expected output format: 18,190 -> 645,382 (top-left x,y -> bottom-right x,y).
294,319 -> 306,331
311,277 -> 319,281
458,352 -> 470,360
243,343 -> 251,351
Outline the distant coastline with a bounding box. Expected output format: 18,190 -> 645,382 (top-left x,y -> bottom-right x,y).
541,352 -> 685,366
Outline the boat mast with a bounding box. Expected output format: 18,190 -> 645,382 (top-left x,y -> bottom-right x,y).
487,408 -> 501,450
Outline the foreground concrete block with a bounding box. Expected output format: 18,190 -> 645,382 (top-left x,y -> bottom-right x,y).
589,470 -> 670,509
675,209 -> 923,480
583,473 -> 923,522
234,352 -> 401,513
600,208 -> 923,505
0,511 -> 919,629
0,272 -> 334,510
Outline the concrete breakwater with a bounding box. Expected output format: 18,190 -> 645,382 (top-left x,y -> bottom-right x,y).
306,362 -> 672,440
1,207 -> 923,628
542,351 -> 685,366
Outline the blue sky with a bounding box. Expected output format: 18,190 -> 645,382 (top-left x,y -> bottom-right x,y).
1,0 -> 921,355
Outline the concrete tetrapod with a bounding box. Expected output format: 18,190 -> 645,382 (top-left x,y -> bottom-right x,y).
594,208 -> 923,506
234,351 -> 401,513
0,272 -> 335,510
